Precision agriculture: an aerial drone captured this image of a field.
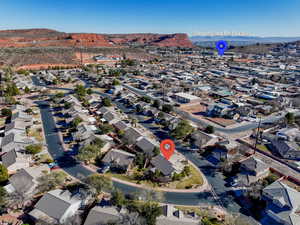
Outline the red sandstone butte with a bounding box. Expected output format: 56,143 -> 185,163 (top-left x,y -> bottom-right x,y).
0,29 -> 193,48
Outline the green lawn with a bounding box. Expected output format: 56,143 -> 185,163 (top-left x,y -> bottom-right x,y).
257,144 -> 272,154
175,165 -> 204,189
105,164 -> 204,190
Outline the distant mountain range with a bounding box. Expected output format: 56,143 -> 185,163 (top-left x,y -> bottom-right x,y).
190,35 -> 300,47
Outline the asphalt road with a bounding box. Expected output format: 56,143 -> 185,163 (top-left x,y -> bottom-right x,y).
123,84 -> 300,134
37,100 -> 224,206
32,75 -> 266,222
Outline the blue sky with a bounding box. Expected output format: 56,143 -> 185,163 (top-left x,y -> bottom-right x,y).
1,0 -> 299,36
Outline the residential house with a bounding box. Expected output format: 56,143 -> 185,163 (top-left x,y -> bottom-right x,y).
144,107 -> 160,117
173,92 -> 201,104
61,95 -> 81,106
263,181 -> 300,225
136,137 -> 158,156
102,149 -> 135,172
79,134 -> 112,153
5,165 -> 50,197
72,123 -> 95,142
29,189 -> 84,224
84,206 -> 121,225
1,149 -> 30,173
210,139 -> 239,162
11,111 -> 33,124
191,130 -> 219,149
276,128 -> 300,142
98,106 -> 113,115
206,103 -> 230,117
102,111 -> 119,124
268,139 -> 300,160
255,105 -> 273,115
1,132 -> 36,152
113,120 -> 130,131
150,155 -> 175,177
157,204 -> 199,225
167,117 -> 181,131
4,121 -> 27,135
10,105 -> 27,113
123,127 -> 143,145
236,156 -> 269,186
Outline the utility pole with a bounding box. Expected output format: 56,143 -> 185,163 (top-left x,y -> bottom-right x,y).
253,117 -> 262,154
0,71 -> 2,96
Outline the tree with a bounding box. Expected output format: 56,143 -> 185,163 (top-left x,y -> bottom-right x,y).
153,146 -> 160,156
201,217 -> 220,225
172,120 -> 194,139
98,123 -> 114,134
103,97 -> 112,106
140,96 -> 151,103
25,144 -> 43,155
84,174 -> 112,195
87,88 -> 93,95
93,137 -> 105,148
17,69 -> 30,75
74,84 -> 86,97
152,99 -> 160,109
71,117 -> 83,128
139,201 -> 162,225
64,102 -> 72,109
77,144 -> 101,164
55,92 -> 65,99
112,79 -> 121,86
111,189 -> 126,208
162,104 -> 173,113
205,125 -> 215,134
285,112 -> 295,125
1,108 -> 12,117
135,104 -> 143,113
24,86 -> 31,94
135,153 -> 146,169
4,96 -> 16,104
130,118 -> 138,128
5,83 -> 20,96
0,186 -> 8,213
37,171 -> 67,193
25,108 -> 33,114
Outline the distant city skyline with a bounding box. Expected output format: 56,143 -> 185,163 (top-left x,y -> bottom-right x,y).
1,0 -> 300,37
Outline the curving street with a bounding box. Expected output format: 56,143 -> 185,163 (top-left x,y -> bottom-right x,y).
33,76 -> 246,213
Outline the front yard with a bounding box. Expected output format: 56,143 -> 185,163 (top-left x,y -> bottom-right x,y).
105,164 -> 204,190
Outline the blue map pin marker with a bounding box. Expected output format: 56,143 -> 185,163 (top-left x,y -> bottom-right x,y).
216,40 -> 228,56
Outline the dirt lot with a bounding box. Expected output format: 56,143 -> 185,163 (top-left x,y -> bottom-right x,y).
206,117 -> 236,127
180,103 -> 207,115
180,103 -> 236,127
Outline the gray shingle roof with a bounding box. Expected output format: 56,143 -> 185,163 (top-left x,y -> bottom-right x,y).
84,206 -> 120,225
136,137 -> 156,155
124,127 -> 143,144
102,149 -> 135,168
103,111 -> 116,122
1,149 -> 17,167
34,189 -> 81,221
113,120 -> 129,131
240,156 -> 269,174
1,133 -> 14,147
151,155 -> 175,176
9,168 -> 34,194
263,181 -> 300,225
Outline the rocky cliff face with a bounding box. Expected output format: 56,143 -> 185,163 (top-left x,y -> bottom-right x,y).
0,29 -> 193,48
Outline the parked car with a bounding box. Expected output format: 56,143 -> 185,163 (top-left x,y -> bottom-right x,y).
99,164 -> 110,174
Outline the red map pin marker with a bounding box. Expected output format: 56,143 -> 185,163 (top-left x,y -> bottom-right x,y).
160,139 -> 175,160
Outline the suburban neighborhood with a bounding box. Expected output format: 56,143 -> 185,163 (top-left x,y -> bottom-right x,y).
0,3 -> 300,223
